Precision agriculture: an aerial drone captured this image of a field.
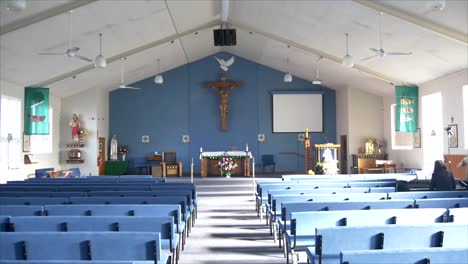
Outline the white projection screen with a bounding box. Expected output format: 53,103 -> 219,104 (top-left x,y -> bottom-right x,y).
272,93 -> 323,133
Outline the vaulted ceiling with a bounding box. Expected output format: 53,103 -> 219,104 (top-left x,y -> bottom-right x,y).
1,0 -> 467,98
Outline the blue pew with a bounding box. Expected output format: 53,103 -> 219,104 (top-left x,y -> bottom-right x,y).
0,205 -> 43,216
10,216 -> 179,263
306,223 -> 468,264
340,247 -> 468,264
0,261 -> 152,264
387,190 -> 468,199
448,207 -> 468,223
0,192 -> 86,197
0,232 -> 169,264
415,197 -> 468,208
0,215 -> 9,231
284,208 -> 448,263
43,204 -> 184,244
0,197 -> 68,205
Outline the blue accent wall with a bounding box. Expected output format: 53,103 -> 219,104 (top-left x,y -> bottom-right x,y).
109,52 -> 336,174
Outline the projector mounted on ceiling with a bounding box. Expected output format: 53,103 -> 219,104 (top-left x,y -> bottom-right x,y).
213,26 -> 236,46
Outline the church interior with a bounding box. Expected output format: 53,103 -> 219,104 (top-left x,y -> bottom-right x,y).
0,0 -> 467,264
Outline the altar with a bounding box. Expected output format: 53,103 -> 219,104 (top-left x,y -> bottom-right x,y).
200,151 -> 252,177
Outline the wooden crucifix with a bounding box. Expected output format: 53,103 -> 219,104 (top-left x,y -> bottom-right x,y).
204,73 -> 243,131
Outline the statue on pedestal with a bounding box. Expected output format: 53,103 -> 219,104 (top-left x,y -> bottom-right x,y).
110,135 -> 118,160
69,114 -> 80,143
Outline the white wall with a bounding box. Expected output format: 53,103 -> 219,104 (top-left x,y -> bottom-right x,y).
0,80 -> 62,183
60,87 -> 110,176
348,88 -> 384,158
335,88 -> 349,173
383,70 -> 468,173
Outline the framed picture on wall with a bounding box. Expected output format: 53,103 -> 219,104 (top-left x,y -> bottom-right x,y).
23,134 -> 30,152
448,124 -> 458,148
413,128 -> 421,148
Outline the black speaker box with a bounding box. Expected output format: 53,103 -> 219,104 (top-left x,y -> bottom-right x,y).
213,29 -> 224,46
223,29 -> 236,46
213,29 -> 236,46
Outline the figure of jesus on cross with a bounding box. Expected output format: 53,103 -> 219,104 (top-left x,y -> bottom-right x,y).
204,73 -> 243,131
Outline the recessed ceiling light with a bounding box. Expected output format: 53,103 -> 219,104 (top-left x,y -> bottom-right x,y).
72,75 -> 77,79
194,32 -> 199,35
249,32 -> 253,34
427,0 -> 447,11
170,40 -> 175,44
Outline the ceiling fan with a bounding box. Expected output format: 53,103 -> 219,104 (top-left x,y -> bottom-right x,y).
38,10 -> 92,62
362,12 -> 412,61
118,57 -> 142,90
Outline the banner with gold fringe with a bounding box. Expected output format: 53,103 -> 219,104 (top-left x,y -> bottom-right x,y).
395,85 -> 418,133
24,87 -> 49,135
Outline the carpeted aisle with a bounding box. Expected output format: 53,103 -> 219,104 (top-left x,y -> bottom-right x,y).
171,177 -> 285,264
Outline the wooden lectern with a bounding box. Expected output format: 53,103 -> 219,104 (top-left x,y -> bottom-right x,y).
304,128 -> 311,173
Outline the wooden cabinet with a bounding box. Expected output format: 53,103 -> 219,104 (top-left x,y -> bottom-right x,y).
352,154 -> 388,174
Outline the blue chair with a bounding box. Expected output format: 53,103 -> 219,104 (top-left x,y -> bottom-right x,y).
134,157 -> 151,175
35,168 -> 54,178
262,155 -> 275,172
69,168 -> 81,178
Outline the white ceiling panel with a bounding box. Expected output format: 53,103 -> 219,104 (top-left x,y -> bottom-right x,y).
375,0 -> 468,35
1,0 -> 467,99
0,0 -> 73,27
0,0 -> 175,88
179,26 -> 221,63
223,30 -> 271,64
166,0 -> 220,32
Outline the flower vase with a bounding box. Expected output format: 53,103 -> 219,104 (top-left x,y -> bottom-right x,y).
225,171 -> 231,178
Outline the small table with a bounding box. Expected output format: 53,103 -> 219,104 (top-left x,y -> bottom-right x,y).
47,170 -> 72,178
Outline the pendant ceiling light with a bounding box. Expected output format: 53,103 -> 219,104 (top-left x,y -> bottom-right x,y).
94,33 -> 107,68
154,58 -> 163,84
6,0 -> 27,11
283,45 -> 293,82
312,57 -> 323,85
283,59 -> 292,83
342,33 -> 354,68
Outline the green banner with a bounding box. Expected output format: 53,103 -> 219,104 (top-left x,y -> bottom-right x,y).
395,85 -> 418,133
24,87 -> 49,135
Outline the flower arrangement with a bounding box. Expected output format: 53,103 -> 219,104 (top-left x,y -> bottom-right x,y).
118,145 -> 128,161
118,145 -> 128,154
217,156 -> 238,177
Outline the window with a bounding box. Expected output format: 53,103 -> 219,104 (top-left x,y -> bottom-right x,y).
0,95 -> 21,171
29,107 -> 53,154
464,84 -> 468,150
422,92 -> 443,173
390,104 -> 413,149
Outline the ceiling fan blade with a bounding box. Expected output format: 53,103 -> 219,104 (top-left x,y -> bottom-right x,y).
386,51 -> 413,56
121,86 -> 141,90
361,54 -> 378,61
369,48 -> 379,53
74,54 -> 93,62
38,52 -> 67,55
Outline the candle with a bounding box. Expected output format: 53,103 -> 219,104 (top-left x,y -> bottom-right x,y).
246,144 -> 249,152
200,147 -> 203,153
191,157 -> 193,164
306,128 -> 309,138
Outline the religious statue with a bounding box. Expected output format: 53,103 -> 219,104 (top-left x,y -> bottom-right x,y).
110,135 -> 118,160
204,73 -> 243,130
69,114 -> 80,143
